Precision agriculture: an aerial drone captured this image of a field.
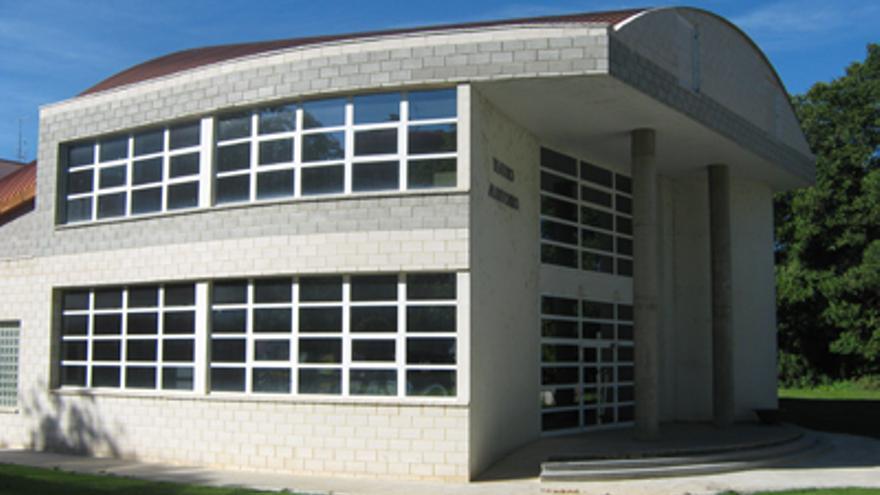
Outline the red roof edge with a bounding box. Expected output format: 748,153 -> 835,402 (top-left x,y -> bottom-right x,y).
0,160 -> 36,217
80,8 -> 645,96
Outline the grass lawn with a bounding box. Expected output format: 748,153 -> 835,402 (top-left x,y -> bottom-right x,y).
0,463 -> 286,495
778,380 -> 880,439
780,382 -> 880,400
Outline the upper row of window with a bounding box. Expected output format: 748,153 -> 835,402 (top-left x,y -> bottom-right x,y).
61,89 -> 458,224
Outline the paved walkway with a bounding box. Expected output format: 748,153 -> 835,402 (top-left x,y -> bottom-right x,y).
2,430 -> 880,494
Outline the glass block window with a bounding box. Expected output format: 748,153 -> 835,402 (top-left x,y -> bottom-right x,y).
539,147 -> 633,277
213,88 -> 457,204
0,322 -> 19,408
540,295 -> 634,433
208,273 -> 458,397
58,284 -> 198,391
61,122 -> 203,223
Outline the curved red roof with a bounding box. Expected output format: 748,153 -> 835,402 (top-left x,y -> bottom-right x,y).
0,161 -> 35,216
80,8 -> 645,96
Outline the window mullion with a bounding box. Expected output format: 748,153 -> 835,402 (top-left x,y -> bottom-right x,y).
194,282 -> 209,395
199,117 -> 215,208
341,276 -> 351,396
399,96 -> 409,191
344,99 -> 354,195
396,273 -> 406,398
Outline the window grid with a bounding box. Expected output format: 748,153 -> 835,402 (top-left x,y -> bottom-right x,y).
539,147 -> 633,276
539,296 -> 635,435
0,322 -> 19,408
64,123 -> 203,223
59,285 -> 198,391
208,274 -> 458,398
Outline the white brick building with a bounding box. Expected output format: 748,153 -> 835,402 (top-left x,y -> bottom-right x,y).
0,7 -> 814,481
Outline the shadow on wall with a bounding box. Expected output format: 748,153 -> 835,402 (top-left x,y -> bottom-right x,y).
20,382 -> 122,458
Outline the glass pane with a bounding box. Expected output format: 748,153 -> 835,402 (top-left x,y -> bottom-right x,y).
213,280 -> 247,304
541,344 -> 578,363
617,237 -> 633,256
407,273 -> 455,300
541,319 -> 578,339
350,369 -> 396,396
254,308 -> 292,333
542,367 -> 578,385
301,165 -> 343,196
62,341 -> 87,361
254,278 -> 292,303
616,216 -> 633,235
63,291 -> 89,310
351,340 -> 395,362
61,366 -> 87,386
163,311 -> 195,334
582,185 -> 612,207
407,337 -> 455,364
211,339 -> 245,362
352,161 -> 399,192
126,340 -> 157,361
354,92 -> 400,123
542,411 -> 579,431
68,142 -> 95,167
408,124 -> 456,154
581,162 -> 613,187
132,187 -> 162,214
617,258 -> 633,277
127,313 -> 157,334
299,276 -> 342,301
541,296 -> 578,317
583,301 -> 615,319
354,129 -> 397,156
302,98 -> 345,129
540,171 -> 577,199
541,388 -> 578,408
541,148 -> 577,177
162,367 -> 194,390
62,315 -> 88,336
298,338 -> 341,363
133,157 -> 162,185
212,310 -> 246,333
406,370 -> 455,397
616,194 -> 632,214
408,89 -> 456,120
351,275 -> 397,301
541,196 -> 577,222
165,284 -> 195,306
217,143 -> 250,172
99,136 -> 128,162
298,369 -> 341,394
216,175 -> 250,204
128,286 -> 158,308
618,304 -> 634,321
92,366 -> 120,387
95,289 -> 123,308
134,129 -> 163,156
616,174 -> 632,194
125,367 -> 156,389
66,198 -> 92,222
217,112 -> 251,141
258,104 -> 296,134
541,220 -> 578,245
407,158 -> 456,189
68,169 -> 94,194
170,153 -> 199,177
582,229 -> 614,252
351,306 -> 397,332
169,122 -> 200,149
299,307 -> 342,333
258,139 -> 293,165
582,322 -> 614,339
98,166 -> 126,189
618,324 -> 633,340
302,132 -> 344,162
406,306 -> 455,333
98,193 -> 125,218
581,206 -> 613,230
255,340 -> 290,361
253,368 -> 291,393
167,182 -> 199,210
163,340 -> 194,362
210,368 -> 245,392
256,170 -> 294,200
92,340 -> 120,361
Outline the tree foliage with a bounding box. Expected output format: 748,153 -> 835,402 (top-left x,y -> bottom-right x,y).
776,44 -> 880,385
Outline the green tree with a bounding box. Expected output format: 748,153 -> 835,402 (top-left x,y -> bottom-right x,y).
776,44 -> 880,385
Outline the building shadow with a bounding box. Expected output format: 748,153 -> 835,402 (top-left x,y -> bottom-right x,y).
779,398 -> 880,439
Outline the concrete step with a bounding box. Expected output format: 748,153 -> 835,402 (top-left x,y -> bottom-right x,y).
541,433 -> 830,481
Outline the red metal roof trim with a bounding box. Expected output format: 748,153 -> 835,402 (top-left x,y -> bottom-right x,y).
0,161 -> 36,216
80,8 -> 645,96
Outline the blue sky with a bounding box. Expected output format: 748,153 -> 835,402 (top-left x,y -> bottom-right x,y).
1,0 -> 876,162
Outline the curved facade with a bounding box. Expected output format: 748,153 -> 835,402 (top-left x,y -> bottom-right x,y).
0,7 -> 813,481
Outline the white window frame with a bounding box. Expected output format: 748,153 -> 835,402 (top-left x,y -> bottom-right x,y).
0,321 -> 19,409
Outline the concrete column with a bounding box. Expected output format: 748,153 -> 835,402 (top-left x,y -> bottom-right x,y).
709,164 -> 735,426
631,129 -> 660,440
